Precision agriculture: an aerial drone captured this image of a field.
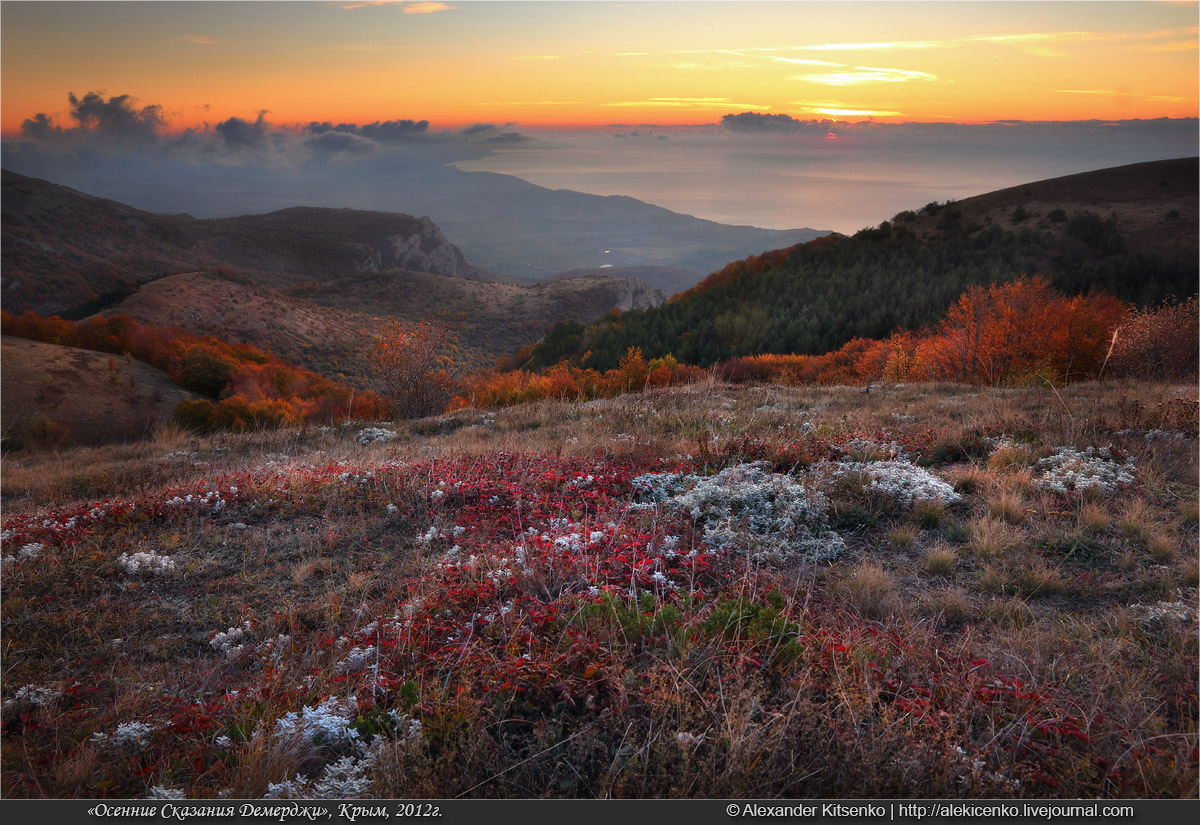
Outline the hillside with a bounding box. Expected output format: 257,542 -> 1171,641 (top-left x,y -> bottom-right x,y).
549,265 -> 701,297
517,159 -> 1199,371
1,336 -> 200,448
98,268 -> 665,380
93,270 -> 389,383
898,156 -> 1198,264
1,169 -> 491,315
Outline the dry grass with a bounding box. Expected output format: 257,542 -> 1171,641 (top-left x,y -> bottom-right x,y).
912,499 -> 946,528
842,563 -> 901,620
2,379 -> 1197,799
924,544 -> 959,577
918,586 -> 975,625
948,464 -> 989,495
968,516 -> 1020,561
987,445 -> 1035,472
887,524 -> 920,551
983,596 -> 1036,629
1079,501 -> 1110,533
1120,498 -> 1155,544
1148,531 -> 1179,563
988,492 -> 1027,525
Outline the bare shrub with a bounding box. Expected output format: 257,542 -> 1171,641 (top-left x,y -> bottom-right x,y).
1108,296 -> 1199,380
369,318 -> 462,419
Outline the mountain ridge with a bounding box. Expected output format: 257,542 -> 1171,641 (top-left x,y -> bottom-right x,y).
1,169 -> 493,314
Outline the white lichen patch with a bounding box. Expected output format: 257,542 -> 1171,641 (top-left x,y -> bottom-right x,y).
91,720 -> 159,748
834,460 -> 961,506
273,696 -> 360,747
632,463 -> 844,563
117,551 -> 177,576
357,427 -> 396,445
1035,446 -> 1135,495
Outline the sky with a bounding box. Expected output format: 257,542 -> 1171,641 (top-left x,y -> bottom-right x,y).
1,1 -> 1197,133
0,1 -> 1196,236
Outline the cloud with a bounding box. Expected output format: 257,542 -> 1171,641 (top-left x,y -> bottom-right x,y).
795,105 -> 903,117
67,91 -> 166,140
20,112 -> 60,141
795,40 -> 944,51
794,66 -> 938,85
1138,39 -> 1200,53
359,119 -> 431,142
305,121 -> 363,135
403,1 -> 454,12
215,111 -> 272,150
457,122 -> 532,143
1054,89 -> 1135,96
342,1 -> 455,11
605,98 -> 771,110
768,57 -> 846,67
612,129 -> 667,139
512,55 -> 564,61
721,112 -> 812,132
305,130 -> 378,155
172,35 -> 222,46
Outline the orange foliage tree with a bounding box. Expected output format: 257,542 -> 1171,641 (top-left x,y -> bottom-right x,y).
369,318 -> 462,419
913,276 -> 1127,384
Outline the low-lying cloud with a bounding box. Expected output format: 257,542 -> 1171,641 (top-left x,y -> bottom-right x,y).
13,92 -> 530,166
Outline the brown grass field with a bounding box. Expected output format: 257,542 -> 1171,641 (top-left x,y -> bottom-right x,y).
1,379 -> 1196,798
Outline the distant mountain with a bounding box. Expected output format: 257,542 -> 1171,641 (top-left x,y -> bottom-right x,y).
514,158 -> 1199,371
1,169 -> 490,314
418,171 -> 830,282
0,157 -> 831,288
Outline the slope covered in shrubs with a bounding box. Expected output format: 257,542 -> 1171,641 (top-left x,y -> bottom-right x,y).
464,278 -> 1196,412
1,310 -> 388,432
516,202 -> 1196,372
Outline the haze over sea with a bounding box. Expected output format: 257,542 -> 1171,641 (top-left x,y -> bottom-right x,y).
456,119 -> 1199,233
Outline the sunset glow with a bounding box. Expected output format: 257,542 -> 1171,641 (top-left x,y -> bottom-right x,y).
1,1 -> 1196,136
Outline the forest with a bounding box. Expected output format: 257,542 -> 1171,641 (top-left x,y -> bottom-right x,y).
517,209 -> 1197,372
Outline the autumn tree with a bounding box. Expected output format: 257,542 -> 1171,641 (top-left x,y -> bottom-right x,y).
1108,296 -> 1199,379
369,317 -> 462,419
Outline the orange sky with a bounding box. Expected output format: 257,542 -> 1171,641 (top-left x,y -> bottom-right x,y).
2,1 -> 1197,136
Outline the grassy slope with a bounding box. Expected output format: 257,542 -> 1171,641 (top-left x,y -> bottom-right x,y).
98,269 -> 664,381
2,379 -> 1195,798
899,157 -> 1199,263
1,336 -> 201,448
